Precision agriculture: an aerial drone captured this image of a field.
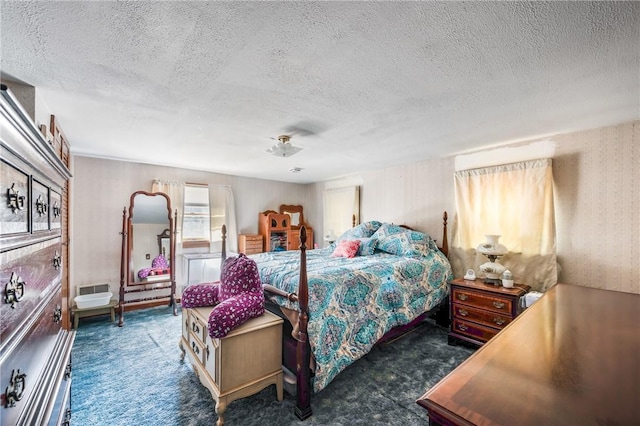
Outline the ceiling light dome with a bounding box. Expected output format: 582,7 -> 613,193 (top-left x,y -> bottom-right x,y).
266,135 -> 302,157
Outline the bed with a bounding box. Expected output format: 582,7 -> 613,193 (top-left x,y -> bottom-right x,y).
245,212 -> 452,419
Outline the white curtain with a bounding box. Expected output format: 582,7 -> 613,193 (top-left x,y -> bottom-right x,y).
152,180 -> 237,254
451,159 -> 557,292
152,179 -> 185,244
210,185 -> 237,254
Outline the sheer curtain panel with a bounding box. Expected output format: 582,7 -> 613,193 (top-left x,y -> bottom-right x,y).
152,179 -> 184,245
210,185 -> 237,254
451,159 -> 557,292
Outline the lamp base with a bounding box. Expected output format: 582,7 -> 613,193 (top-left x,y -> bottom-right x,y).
483,277 -> 502,286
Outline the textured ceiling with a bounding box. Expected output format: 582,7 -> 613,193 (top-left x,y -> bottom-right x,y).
1,2 -> 638,183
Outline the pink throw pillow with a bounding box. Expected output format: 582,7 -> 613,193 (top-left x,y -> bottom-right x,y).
331,239 -> 360,258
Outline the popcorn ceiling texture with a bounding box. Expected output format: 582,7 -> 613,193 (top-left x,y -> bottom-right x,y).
1,2 -> 638,183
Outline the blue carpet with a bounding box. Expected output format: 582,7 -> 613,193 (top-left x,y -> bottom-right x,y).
71,306 -> 474,425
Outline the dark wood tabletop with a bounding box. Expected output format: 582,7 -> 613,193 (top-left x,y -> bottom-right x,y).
418,283 -> 640,425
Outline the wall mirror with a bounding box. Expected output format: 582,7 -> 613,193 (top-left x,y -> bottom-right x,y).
280,204 -> 305,229
119,190 -> 177,326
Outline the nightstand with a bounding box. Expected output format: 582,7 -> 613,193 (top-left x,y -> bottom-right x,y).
448,278 -> 530,346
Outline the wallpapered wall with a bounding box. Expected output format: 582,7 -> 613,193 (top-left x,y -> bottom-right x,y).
310,120 -> 639,294
552,121 -> 638,294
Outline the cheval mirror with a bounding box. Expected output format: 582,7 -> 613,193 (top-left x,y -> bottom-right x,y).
119,190 -> 177,326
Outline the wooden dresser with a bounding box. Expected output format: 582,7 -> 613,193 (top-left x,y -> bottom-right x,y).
418,283 -> 640,425
180,307 -> 283,425
258,207 -> 313,252
1,84 -> 75,425
258,211 -> 290,252
238,234 -> 263,255
448,278 -> 530,346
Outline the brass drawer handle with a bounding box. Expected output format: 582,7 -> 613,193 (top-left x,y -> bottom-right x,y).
63,408 -> 71,426
458,308 -> 468,316
457,293 -> 468,301
7,183 -> 26,213
4,272 -> 26,309
53,304 -> 62,323
52,201 -> 61,218
191,341 -> 200,355
52,251 -> 62,270
35,194 -> 48,216
493,301 -> 506,309
493,317 -> 506,326
192,322 -> 200,334
458,323 -> 468,332
4,369 -> 27,408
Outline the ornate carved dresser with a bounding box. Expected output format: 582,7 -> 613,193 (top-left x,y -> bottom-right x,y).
1,84 -> 75,424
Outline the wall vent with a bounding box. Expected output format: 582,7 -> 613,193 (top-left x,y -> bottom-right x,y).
77,282 -> 110,295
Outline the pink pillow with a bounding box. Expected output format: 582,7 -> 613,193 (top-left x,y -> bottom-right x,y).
331,239 -> 360,258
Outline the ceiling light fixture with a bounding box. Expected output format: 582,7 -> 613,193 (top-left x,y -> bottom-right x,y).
266,135 -> 302,157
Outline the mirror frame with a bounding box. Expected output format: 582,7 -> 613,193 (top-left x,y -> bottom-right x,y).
279,204 -> 305,229
126,191 -> 175,286
119,190 -> 178,326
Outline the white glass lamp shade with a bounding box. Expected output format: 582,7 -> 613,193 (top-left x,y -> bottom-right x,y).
476,234 -> 508,256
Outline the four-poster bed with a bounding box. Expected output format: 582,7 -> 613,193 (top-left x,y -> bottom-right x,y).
213,212 -> 451,420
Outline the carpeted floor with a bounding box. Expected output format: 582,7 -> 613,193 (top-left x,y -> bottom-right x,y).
71,306 -> 474,425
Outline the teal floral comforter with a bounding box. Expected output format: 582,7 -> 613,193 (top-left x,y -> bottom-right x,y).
250,246 -> 452,392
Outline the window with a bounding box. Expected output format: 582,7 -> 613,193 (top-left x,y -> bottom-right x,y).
451,158 -> 557,292
182,184 -> 210,248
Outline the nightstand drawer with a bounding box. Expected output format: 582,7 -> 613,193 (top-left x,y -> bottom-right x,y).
189,333 -> 206,364
452,288 -> 513,314
189,309 -> 208,343
452,318 -> 499,342
452,303 -> 513,329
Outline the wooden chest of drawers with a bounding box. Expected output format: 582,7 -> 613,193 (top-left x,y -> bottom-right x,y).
1,84 -> 74,425
448,278 -> 530,346
179,307 -> 283,425
238,234 -> 263,254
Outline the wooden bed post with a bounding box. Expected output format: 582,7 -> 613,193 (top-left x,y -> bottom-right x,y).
220,224 -> 227,266
295,226 -> 313,420
441,211 -> 448,258
118,207 -> 127,327
170,209 -> 178,315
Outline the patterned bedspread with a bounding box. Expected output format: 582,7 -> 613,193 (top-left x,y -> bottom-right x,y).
250,246 -> 452,392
